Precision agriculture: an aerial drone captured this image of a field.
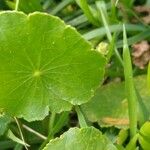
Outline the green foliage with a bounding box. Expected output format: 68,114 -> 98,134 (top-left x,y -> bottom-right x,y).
0,114 -> 11,136
81,76 -> 150,128
139,122 -> 150,150
0,0 -> 149,149
43,127 -> 117,150
0,11 -> 106,121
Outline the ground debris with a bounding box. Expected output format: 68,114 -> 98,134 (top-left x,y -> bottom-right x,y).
134,6 -> 150,24
132,41 -> 150,69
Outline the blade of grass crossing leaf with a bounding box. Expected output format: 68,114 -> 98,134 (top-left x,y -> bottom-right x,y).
147,62 -> 150,91
123,25 -> 137,138
75,0 -> 99,26
15,0 -> 19,11
75,106 -> 88,128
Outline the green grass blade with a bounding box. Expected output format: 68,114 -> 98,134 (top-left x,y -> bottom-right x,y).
75,106 -> 87,128
83,24 -> 146,40
107,33 -> 115,62
7,130 -> 30,148
96,1 -> 123,66
123,24 -> 137,138
50,0 -> 73,15
15,0 -> 19,11
67,14 -> 88,26
96,1 -> 111,41
117,28 -> 150,48
75,0 -> 99,26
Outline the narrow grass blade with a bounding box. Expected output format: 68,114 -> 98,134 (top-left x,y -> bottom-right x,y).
83,24 -> 146,40
14,118 -> 29,150
96,1 -> 123,66
75,106 -> 87,128
107,33 -> 116,62
15,0 -> 19,11
117,28 -> 150,48
50,0 -> 73,15
96,1 -> 111,41
67,14 -> 88,26
7,130 -> 30,147
75,0 -> 99,26
123,24 -> 137,138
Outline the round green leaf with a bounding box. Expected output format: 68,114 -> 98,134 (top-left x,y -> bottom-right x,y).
43,127 -> 117,150
0,11 -> 106,121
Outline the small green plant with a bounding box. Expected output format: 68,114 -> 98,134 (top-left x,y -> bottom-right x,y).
0,0 -> 150,150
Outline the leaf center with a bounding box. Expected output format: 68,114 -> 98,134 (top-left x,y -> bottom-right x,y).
33,70 -> 41,77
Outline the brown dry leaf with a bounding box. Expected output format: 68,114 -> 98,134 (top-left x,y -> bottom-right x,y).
132,41 -> 150,69
134,6 -> 150,24
102,117 -> 129,126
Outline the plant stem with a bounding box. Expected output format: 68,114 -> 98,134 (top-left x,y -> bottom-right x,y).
15,0 -> 20,11
123,25 -> 137,138
22,124 -> 47,140
52,112 -> 69,134
39,113 -> 56,150
14,117 -> 28,150
49,112 -> 56,133
125,134 -> 139,150
75,106 -> 88,128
